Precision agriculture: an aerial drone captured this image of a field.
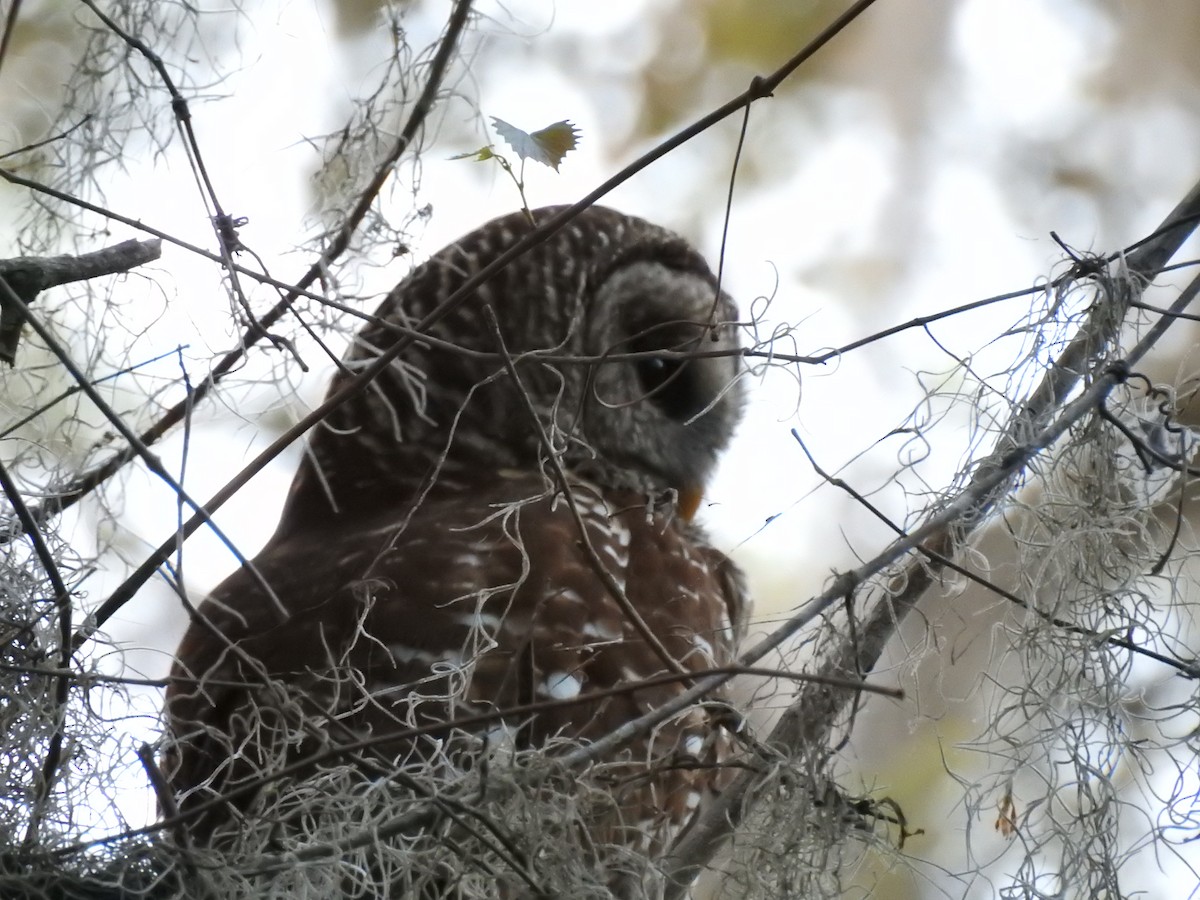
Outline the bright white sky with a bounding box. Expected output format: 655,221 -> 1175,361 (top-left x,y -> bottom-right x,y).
96,0 -> 1109,592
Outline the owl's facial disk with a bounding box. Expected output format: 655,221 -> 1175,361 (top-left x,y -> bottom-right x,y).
578,261 -> 743,508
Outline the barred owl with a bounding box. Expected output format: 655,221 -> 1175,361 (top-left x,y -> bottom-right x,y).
164,205 -> 748,896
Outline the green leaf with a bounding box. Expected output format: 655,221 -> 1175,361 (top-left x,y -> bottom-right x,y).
491,118 -> 579,172
449,145 -> 498,162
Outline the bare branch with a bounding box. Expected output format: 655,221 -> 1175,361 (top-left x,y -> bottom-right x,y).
658,174 -> 1200,896
0,238 -> 161,364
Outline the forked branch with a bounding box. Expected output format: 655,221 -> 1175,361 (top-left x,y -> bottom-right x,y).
658,175 -> 1200,895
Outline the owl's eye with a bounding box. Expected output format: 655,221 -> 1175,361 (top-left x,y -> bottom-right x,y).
636,354 -> 679,392
631,333 -> 702,421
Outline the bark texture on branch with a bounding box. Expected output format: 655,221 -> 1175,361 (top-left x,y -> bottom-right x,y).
0,238 -> 162,364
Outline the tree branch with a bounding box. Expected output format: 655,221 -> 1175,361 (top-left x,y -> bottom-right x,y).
0,0 -> 475,533
74,0 -> 878,646
0,238 -> 161,364
658,173 -> 1200,895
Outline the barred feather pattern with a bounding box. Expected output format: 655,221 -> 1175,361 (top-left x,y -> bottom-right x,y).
164,206 -> 749,897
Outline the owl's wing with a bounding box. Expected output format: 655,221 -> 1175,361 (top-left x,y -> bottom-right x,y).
165,476 -> 747,860
695,535 -> 751,648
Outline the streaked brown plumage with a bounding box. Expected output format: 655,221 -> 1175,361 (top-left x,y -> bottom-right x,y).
164,206 -> 748,896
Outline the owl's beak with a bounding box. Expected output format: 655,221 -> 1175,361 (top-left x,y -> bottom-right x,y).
678,485 -> 703,522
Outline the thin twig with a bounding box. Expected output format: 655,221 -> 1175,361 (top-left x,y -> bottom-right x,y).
0,0 -> 475,533
0,454 -> 73,848
75,0 -> 878,648
3,0 -> 879,551
77,0 -> 258,341
796,430 -> 1200,680
657,175 -> 1200,895
0,274 -> 285,622
0,0 -> 21,79
55,662 -> 895,856
481,303 -> 687,677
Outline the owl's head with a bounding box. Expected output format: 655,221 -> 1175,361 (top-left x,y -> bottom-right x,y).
292,206 -> 743,525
